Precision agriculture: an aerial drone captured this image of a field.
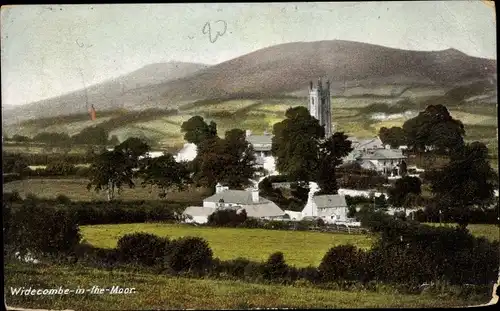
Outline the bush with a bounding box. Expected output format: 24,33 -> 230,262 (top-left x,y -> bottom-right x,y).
165,237 -> 213,274
117,232 -> 170,266
45,161 -> 77,176
262,252 -> 289,282
239,217 -> 262,228
319,244 -> 364,282
7,201 -> 81,257
207,209 -> 247,227
55,195 -> 72,205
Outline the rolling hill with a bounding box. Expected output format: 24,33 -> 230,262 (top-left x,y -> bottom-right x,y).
2,61 -> 209,124
3,40 -> 496,125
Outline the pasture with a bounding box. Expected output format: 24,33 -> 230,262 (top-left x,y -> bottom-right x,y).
5,262 -> 481,310
80,223 -> 374,267
424,223 -> 499,242
3,178 -> 209,203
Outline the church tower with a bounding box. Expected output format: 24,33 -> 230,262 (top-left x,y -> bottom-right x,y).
308,78 -> 332,138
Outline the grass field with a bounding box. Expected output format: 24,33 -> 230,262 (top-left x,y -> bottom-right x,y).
80,223 -> 374,267
424,223 -> 499,242
2,179 -> 209,203
5,262 -> 484,310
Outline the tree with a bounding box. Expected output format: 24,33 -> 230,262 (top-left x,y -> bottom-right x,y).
11,134 -> 31,143
86,150 -> 135,201
379,126 -> 406,148
2,153 -> 30,175
139,153 -> 191,199
32,132 -> 71,145
316,132 -> 353,195
426,141 -> 497,229
191,129 -> 257,190
399,160 -> 408,177
45,161 -> 77,176
272,107 -> 324,182
72,126 -> 109,146
402,105 -> 465,154
114,137 -> 151,167
387,176 -> 422,207
180,116 -> 217,146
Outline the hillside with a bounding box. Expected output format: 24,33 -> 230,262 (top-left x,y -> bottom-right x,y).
2,40 -> 496,124
2,62 -> 209,124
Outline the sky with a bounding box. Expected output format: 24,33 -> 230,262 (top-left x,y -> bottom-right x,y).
1,2 -> 496,107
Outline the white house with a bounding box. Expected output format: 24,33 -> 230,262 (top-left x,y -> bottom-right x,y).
182,183 -> 285,224
298,182 -> 349,224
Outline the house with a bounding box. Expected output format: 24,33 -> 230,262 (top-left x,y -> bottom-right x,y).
302,194 -> 349,224
246,130 -> 273,158
182,183 -> 285,223
349,137 -> 385,151
342,143 -> 407,177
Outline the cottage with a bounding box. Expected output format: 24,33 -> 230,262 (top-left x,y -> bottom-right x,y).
302,194 -> 349,224
182,183 -> 285,224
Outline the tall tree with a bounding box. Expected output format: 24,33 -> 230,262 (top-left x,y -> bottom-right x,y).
191,129 -> 256,190
114,137 -> 151,167
271,106 -> 324,182
402,104 -> 465,154
316,132 -> 353,194
387,176 -> 422,207
426,141 -> 497,229
378,126 -> 406,148
181,116 -> 217,146
139,153 -> 191,199
86,150 -> 135,201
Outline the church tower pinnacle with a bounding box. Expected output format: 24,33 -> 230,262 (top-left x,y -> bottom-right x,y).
308,78 -> 332,138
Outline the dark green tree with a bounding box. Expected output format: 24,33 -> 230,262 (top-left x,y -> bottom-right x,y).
72,126 -> 109,146
378,126 -> 406,148
139,153 -> 191,199
191,129 -> 256,190
426,141 -> 497,229
180,116 -> 217,146
114,137 -> 151,167
387,176 -> 422,207
86,150 -> 135,201
271,107 -> 324,182
11,134 -> 31,143
316,132 -> 353,194
402,105 -> 465,154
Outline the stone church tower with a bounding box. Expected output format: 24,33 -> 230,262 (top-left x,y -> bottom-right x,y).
308,78 -> 332,138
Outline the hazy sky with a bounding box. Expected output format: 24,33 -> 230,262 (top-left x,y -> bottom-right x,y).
1,2 -> 496,107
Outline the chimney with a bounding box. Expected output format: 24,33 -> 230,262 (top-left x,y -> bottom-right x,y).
251,188 -> 259,203
245,129 -> 252,137
215,183 -> 224,194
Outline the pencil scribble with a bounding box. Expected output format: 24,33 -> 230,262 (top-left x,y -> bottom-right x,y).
202,20 -> 227,43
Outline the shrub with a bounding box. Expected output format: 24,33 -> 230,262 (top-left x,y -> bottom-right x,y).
117,232 -> 170,266
239,217 -> 262,228
207,208 -> 247,227
319,244 -> 364,282
222,257 -> 252,279
297,266 -> 321,284
55,195 -> 72,205
8,201 -> 81,257
165,237 -> 213,274
262,252 -> 289,282
45,161 -> 77,176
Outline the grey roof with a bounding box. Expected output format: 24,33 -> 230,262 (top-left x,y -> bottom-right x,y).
204,190 -> 268,205
352,137 -> 384,150
239,202 -> 285,218
246,135 -> 273,146
313,195 -> 347,208
360,149 -> 406,160
183,206 -> 214,217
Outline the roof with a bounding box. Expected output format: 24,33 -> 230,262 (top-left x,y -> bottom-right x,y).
360,149 -> 406,160
352,137 -> 384,150
183,206 -> 215,217
246,135 -> 273,146
313,195 -> 347,208
204,190 -> 268,205
239,202 -> 285,218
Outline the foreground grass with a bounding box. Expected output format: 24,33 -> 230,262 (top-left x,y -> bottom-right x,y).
81,223 -> 373,267
2,178 -> 209,203
5,262 -> 483,310
424,223 -> 499,242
